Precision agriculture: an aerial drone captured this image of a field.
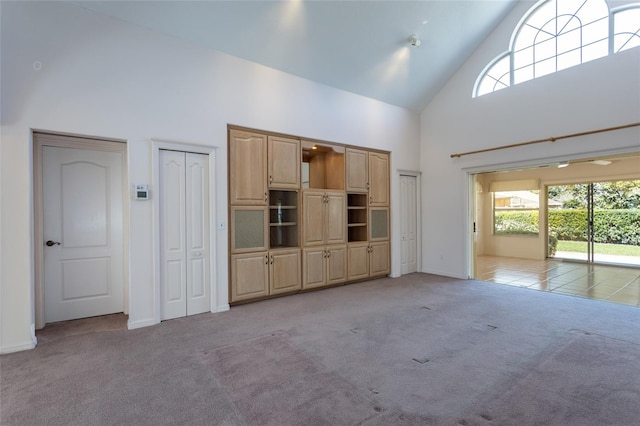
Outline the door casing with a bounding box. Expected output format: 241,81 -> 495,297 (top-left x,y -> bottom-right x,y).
33,131 -> 129,330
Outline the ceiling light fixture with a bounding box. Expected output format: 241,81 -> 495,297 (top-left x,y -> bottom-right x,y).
557,161 -> 569,168
590,160 -> 612,166
408,35 -> 421,47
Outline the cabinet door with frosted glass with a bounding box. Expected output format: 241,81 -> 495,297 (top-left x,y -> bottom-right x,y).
369,207 -> 389,242
230,206 -> 268,253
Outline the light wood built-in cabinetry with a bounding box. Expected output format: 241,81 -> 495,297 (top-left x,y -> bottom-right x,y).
302,245 -> 347,289
229,127 -> 390,304
346,148 -> 391,280
368,152 -> 390,206
302,190 -> 346,246
229,131 -> 267,205
268,136 -> 300,189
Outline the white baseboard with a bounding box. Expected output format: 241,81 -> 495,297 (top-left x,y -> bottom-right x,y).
1,340 -> 36,354
212,304 -> 230,313
389,272 -> 401,278
127,318 -> 159,330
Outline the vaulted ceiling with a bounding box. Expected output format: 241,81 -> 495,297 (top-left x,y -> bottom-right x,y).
72,1 -> 521,111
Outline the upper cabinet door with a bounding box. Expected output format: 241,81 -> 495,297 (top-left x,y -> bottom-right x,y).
346,148 -> 368,193
369,152 -> 390,206
268,136 -> 300,189
229,130 -> 267,205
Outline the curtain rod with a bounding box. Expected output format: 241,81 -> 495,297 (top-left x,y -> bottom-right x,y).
450,122 -> 640,159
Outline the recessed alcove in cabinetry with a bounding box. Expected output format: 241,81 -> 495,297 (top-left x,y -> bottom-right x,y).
302,140 -> 345,190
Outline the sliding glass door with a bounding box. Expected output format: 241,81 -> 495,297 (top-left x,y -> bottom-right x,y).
548,180 -> 640,266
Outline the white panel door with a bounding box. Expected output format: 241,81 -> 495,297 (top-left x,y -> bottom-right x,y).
185,153 -> 210,316
400,175 -> 418,274
160,150 -> 210,320
43,146 -> 124,323
160,150 -> 187,320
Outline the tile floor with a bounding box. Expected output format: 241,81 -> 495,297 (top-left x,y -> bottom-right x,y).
476,255 -> 640,307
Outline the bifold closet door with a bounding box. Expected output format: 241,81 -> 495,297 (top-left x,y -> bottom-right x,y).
400,174 -> 417,274
160,150 -> 210,320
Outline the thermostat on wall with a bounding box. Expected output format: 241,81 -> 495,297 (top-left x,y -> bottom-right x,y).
135,184 -> 150,200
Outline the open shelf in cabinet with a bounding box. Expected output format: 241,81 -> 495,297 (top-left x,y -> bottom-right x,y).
269,190 -> 299,248
347,193 -> 368,242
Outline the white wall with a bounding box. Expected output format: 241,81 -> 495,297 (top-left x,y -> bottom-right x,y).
0,1 -> 420,353
420,0 -> 640,278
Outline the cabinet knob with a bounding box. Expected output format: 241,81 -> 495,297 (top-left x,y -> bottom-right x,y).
269,175 -> 273,183
270,255 -> 274,265
264,192 -> 268,202
265,255 -> 269,265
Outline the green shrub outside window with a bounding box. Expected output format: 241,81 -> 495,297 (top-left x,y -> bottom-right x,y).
494,211 -> 539,236
493,190 -> 540,236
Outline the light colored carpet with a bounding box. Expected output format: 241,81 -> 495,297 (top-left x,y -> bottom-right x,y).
2,273 -> 640,425
204,332 -> 379,426
460,330 -> 640,425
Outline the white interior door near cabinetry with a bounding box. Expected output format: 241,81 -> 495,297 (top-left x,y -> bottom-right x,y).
42,146 -> 124,323
159,150 -> 210,320
400,175 -> 418,274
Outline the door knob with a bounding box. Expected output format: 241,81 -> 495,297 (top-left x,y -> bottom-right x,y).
46,240 -> 61,247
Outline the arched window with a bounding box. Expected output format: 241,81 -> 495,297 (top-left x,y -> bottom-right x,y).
614,5 -> 640,52
475,52 -> 511,97
474,0 -> 640,97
